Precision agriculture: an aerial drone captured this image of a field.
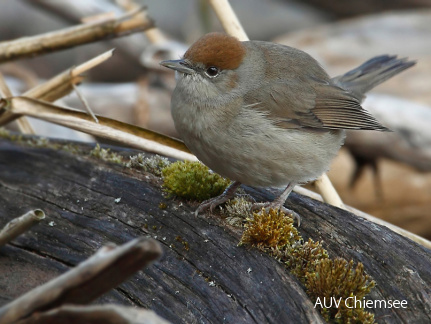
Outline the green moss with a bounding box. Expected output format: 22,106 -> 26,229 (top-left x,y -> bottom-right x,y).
0,129 -> 172,177
223,196 -> 253,226
306,258 -> 375,302
30,137 -> 50,148
158,202 -> 167,209
0,127 -> 49,146
175,235 -> 190,251
0,128 -> 86,155
61,143 -> 82,155
0,127 -> 9,138
89,144 -> 123,164
239,209 -> 301,249
286,238 -> 329,282
236,206 -> 376,324
306,258 -> 376,323
0,127 -> 22,141
334,295 -> 376,324
126,153 -> 170,176
162,161 -> 230,201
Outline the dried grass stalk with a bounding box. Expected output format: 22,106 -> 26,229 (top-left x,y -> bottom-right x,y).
207,0 -> 248,41
0,72 -> 34,134
0,7 -> 153,63
0,209 -> 45,247
0,50 -> 113,126
313,174 -> 344,209
294,186 -> 431,249
1,96 -> 196,161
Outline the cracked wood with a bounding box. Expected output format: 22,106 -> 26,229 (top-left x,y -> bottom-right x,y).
0,138 -> 430,323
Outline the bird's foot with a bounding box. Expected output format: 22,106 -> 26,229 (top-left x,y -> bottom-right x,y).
250,202 -> 301,226
195,181 -> 241,216
195,194 -> 233,216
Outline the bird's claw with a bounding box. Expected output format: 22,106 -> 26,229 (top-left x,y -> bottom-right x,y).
195,181 -> 241,216
195,195 -> 231,216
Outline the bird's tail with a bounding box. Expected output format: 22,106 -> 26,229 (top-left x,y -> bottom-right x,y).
331,55 -> 416,102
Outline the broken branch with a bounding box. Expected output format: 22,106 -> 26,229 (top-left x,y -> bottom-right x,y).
1,96 -> 196,161
0,209 -> 45,247
0,237 -> 162,324
0,50 -> 113,126
0,8 -> 153,63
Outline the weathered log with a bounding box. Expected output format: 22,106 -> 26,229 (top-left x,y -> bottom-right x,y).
0,138 -> 430,323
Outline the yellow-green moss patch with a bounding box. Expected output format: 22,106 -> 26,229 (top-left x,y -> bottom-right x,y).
239,209 -> 301,249
162,161 -> 230,201
126,153 -> 170,176
286,238 -> 329,282
89,144 -> 123,164
306,258 -> 376,323
237,207 -> 376,324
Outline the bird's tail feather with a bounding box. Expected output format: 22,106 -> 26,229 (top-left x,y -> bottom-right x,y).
332,55 -> 416,102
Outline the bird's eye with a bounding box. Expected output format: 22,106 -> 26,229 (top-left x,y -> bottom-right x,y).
205,66 -> 220,78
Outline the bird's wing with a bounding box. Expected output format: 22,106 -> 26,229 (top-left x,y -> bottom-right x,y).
244,81 -> 389,131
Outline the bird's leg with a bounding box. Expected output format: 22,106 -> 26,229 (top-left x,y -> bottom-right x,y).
251,182 -> 301,225
195,181 -> 241,216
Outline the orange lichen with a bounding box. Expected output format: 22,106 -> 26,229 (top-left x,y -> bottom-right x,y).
184,32 -> 246,70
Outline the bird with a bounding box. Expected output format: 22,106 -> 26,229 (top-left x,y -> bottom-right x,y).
160,32 -> 415,221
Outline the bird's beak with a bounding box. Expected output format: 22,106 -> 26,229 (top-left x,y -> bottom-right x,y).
160,59 -> 195,74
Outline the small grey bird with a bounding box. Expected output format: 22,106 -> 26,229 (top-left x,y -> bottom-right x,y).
161,32 -> 415,219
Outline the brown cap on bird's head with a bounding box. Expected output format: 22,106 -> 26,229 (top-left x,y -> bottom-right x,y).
184,33 -> 246,70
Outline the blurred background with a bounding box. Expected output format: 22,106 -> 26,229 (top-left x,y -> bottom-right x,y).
1,0 -> 430,238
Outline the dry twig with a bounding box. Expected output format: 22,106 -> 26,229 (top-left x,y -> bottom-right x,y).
313,174 -> 344,209
0,209 -> 45,247
0,7 -> 153,63
0,50 -> 113,126
24,0 -> 148,65
293,186 -> 431,249
72,84 -> 98,123
208,0 -> 248,41
0,237 -> 162,324
0,96 -> 196,161
0,73 -> 35,134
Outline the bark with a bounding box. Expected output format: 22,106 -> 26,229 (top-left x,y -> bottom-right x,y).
0,138 -> 430,324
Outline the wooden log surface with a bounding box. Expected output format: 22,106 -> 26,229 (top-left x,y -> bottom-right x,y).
0,137 -> 430,323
